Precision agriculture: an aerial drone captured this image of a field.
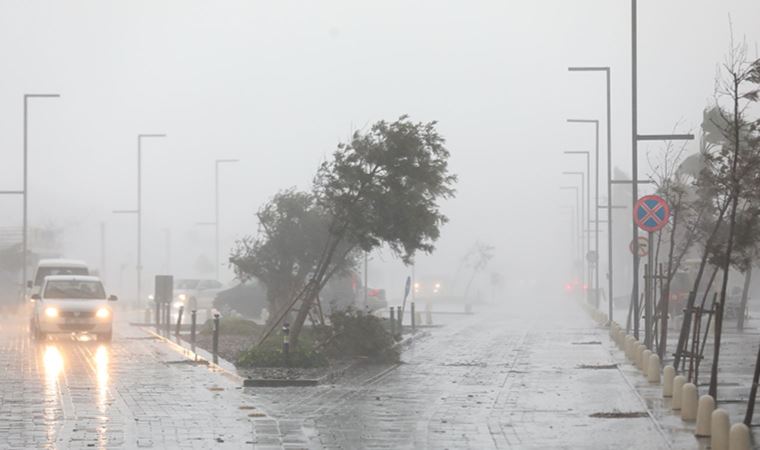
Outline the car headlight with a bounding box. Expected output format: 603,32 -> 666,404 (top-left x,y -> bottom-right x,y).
96,308 -> 110,319
173,301 -> 184,308
178,294 -> 187,301
148,294 -> 154,301
45,307 -> 59,318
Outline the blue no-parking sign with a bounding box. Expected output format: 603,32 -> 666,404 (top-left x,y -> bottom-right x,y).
634,195 -> 670,232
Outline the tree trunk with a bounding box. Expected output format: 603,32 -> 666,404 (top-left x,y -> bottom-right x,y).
708,76 -> 743,401
673,206 -> 729,371
738,266 -> 752,331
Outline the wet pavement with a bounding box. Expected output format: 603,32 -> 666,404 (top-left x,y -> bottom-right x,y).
0,295 -> 726,449
610,301 -> 760,449
0,309 -> 259,449
246,296 -> 675,449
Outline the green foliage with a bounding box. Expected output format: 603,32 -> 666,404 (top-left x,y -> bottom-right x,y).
229,189 -> 359,319
199,317 -> 261,336
324,309 -> 399,363
314,115 -> 457,263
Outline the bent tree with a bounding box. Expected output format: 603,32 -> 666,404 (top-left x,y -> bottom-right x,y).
258,116 -> 457,348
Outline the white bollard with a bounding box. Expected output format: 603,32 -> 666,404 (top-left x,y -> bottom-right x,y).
681,383 -> 698,421
625,337 -> 634,359
729,423 -> 751,450
695,395 -> 715,437
647,354 -> 661,383
636,344 -> 647,369
663,365 -> 676,397
711,409 -> 730,450
642,349 -> 652,373
672,375 -> 687,410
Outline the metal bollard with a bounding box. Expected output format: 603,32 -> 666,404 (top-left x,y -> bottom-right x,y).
164,302 -> 171,337
411,302 -> 416,332
190,310 -> 197,357
144,307 -> 151,324
397,306 -> 403,333
425,301 -> 432,325
175,306 -> 184,338
282,322 -> 290,367
390,307 -> 396,336
212,313 -> 220,365
155,301 -> 161,333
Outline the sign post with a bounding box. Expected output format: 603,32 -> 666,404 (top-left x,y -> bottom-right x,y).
400,276 -> 411,329
634,195 -> 670,348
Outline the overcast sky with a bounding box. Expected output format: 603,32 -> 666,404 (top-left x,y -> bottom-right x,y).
1,1 -> 759,300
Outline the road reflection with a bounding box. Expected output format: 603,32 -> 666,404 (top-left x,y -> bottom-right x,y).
42,344 -> 63,442
40,338 -> 113,449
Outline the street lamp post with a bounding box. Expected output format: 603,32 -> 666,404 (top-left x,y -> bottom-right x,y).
114,133 -> 166,308
198,159 -> 239,280
564,150 -> 594,305
19,94 -> 61,298
560,186 -> 582,271
629,0 -> 694,346
569,66 -> 612,321
563,171 -> 588,299
567,119 -> 600,310
214,159 -> 238,280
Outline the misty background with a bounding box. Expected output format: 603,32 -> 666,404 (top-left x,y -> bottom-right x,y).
1,0 -> 759,302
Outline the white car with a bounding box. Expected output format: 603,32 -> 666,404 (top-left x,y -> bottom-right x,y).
30,275 -> 117,341
29,259 -> 89,296
172,279 -> 224,311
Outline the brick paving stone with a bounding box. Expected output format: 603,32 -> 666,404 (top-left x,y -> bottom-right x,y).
245,296 -> 677,449
0,311 -> 258,448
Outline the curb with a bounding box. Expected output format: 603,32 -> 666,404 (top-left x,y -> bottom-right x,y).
243,378 -> 319,387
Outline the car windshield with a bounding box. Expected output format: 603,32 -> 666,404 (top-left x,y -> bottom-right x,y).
175,280 -> 199,289
35,267 -> 88,286
44,280 -> 105,300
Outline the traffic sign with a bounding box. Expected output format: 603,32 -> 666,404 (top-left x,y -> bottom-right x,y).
586,250 -> 598,264
629,237 -> 648,257
634,195 -> 670,232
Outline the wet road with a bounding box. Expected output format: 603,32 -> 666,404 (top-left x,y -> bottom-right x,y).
247,296 -> 674,449
0,311 -> 258,449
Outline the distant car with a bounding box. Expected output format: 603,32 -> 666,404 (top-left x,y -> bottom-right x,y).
172,278 -> 225,311
29,259 -> 89,296
30,275 -> 117,341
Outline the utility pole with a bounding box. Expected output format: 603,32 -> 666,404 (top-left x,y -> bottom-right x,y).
114,133 -> 166,308
569,68 -> 613,321
21,94 -> 60,299
629,0 -> 693,341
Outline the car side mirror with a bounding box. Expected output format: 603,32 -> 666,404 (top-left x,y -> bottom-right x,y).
108,295 -> 118,302
30,294 -> 41,301
27,281 -> 33,289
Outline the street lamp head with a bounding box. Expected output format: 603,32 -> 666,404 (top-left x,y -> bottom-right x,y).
567,119 -> 599,124
568,66 -> 610,72
138,133 -> 167,139
563,151 -> 590,155
562,171 -> 584,175
216,159 -> 239,164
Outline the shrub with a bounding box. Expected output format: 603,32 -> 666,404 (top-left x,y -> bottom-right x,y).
324,308 -> 399,363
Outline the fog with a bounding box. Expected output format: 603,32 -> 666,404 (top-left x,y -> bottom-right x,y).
2,0 -> 760,302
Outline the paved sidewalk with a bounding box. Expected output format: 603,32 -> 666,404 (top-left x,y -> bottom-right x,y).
608,306 -> 760,450
0,313 -> 259,449
245,296 -> 676,449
